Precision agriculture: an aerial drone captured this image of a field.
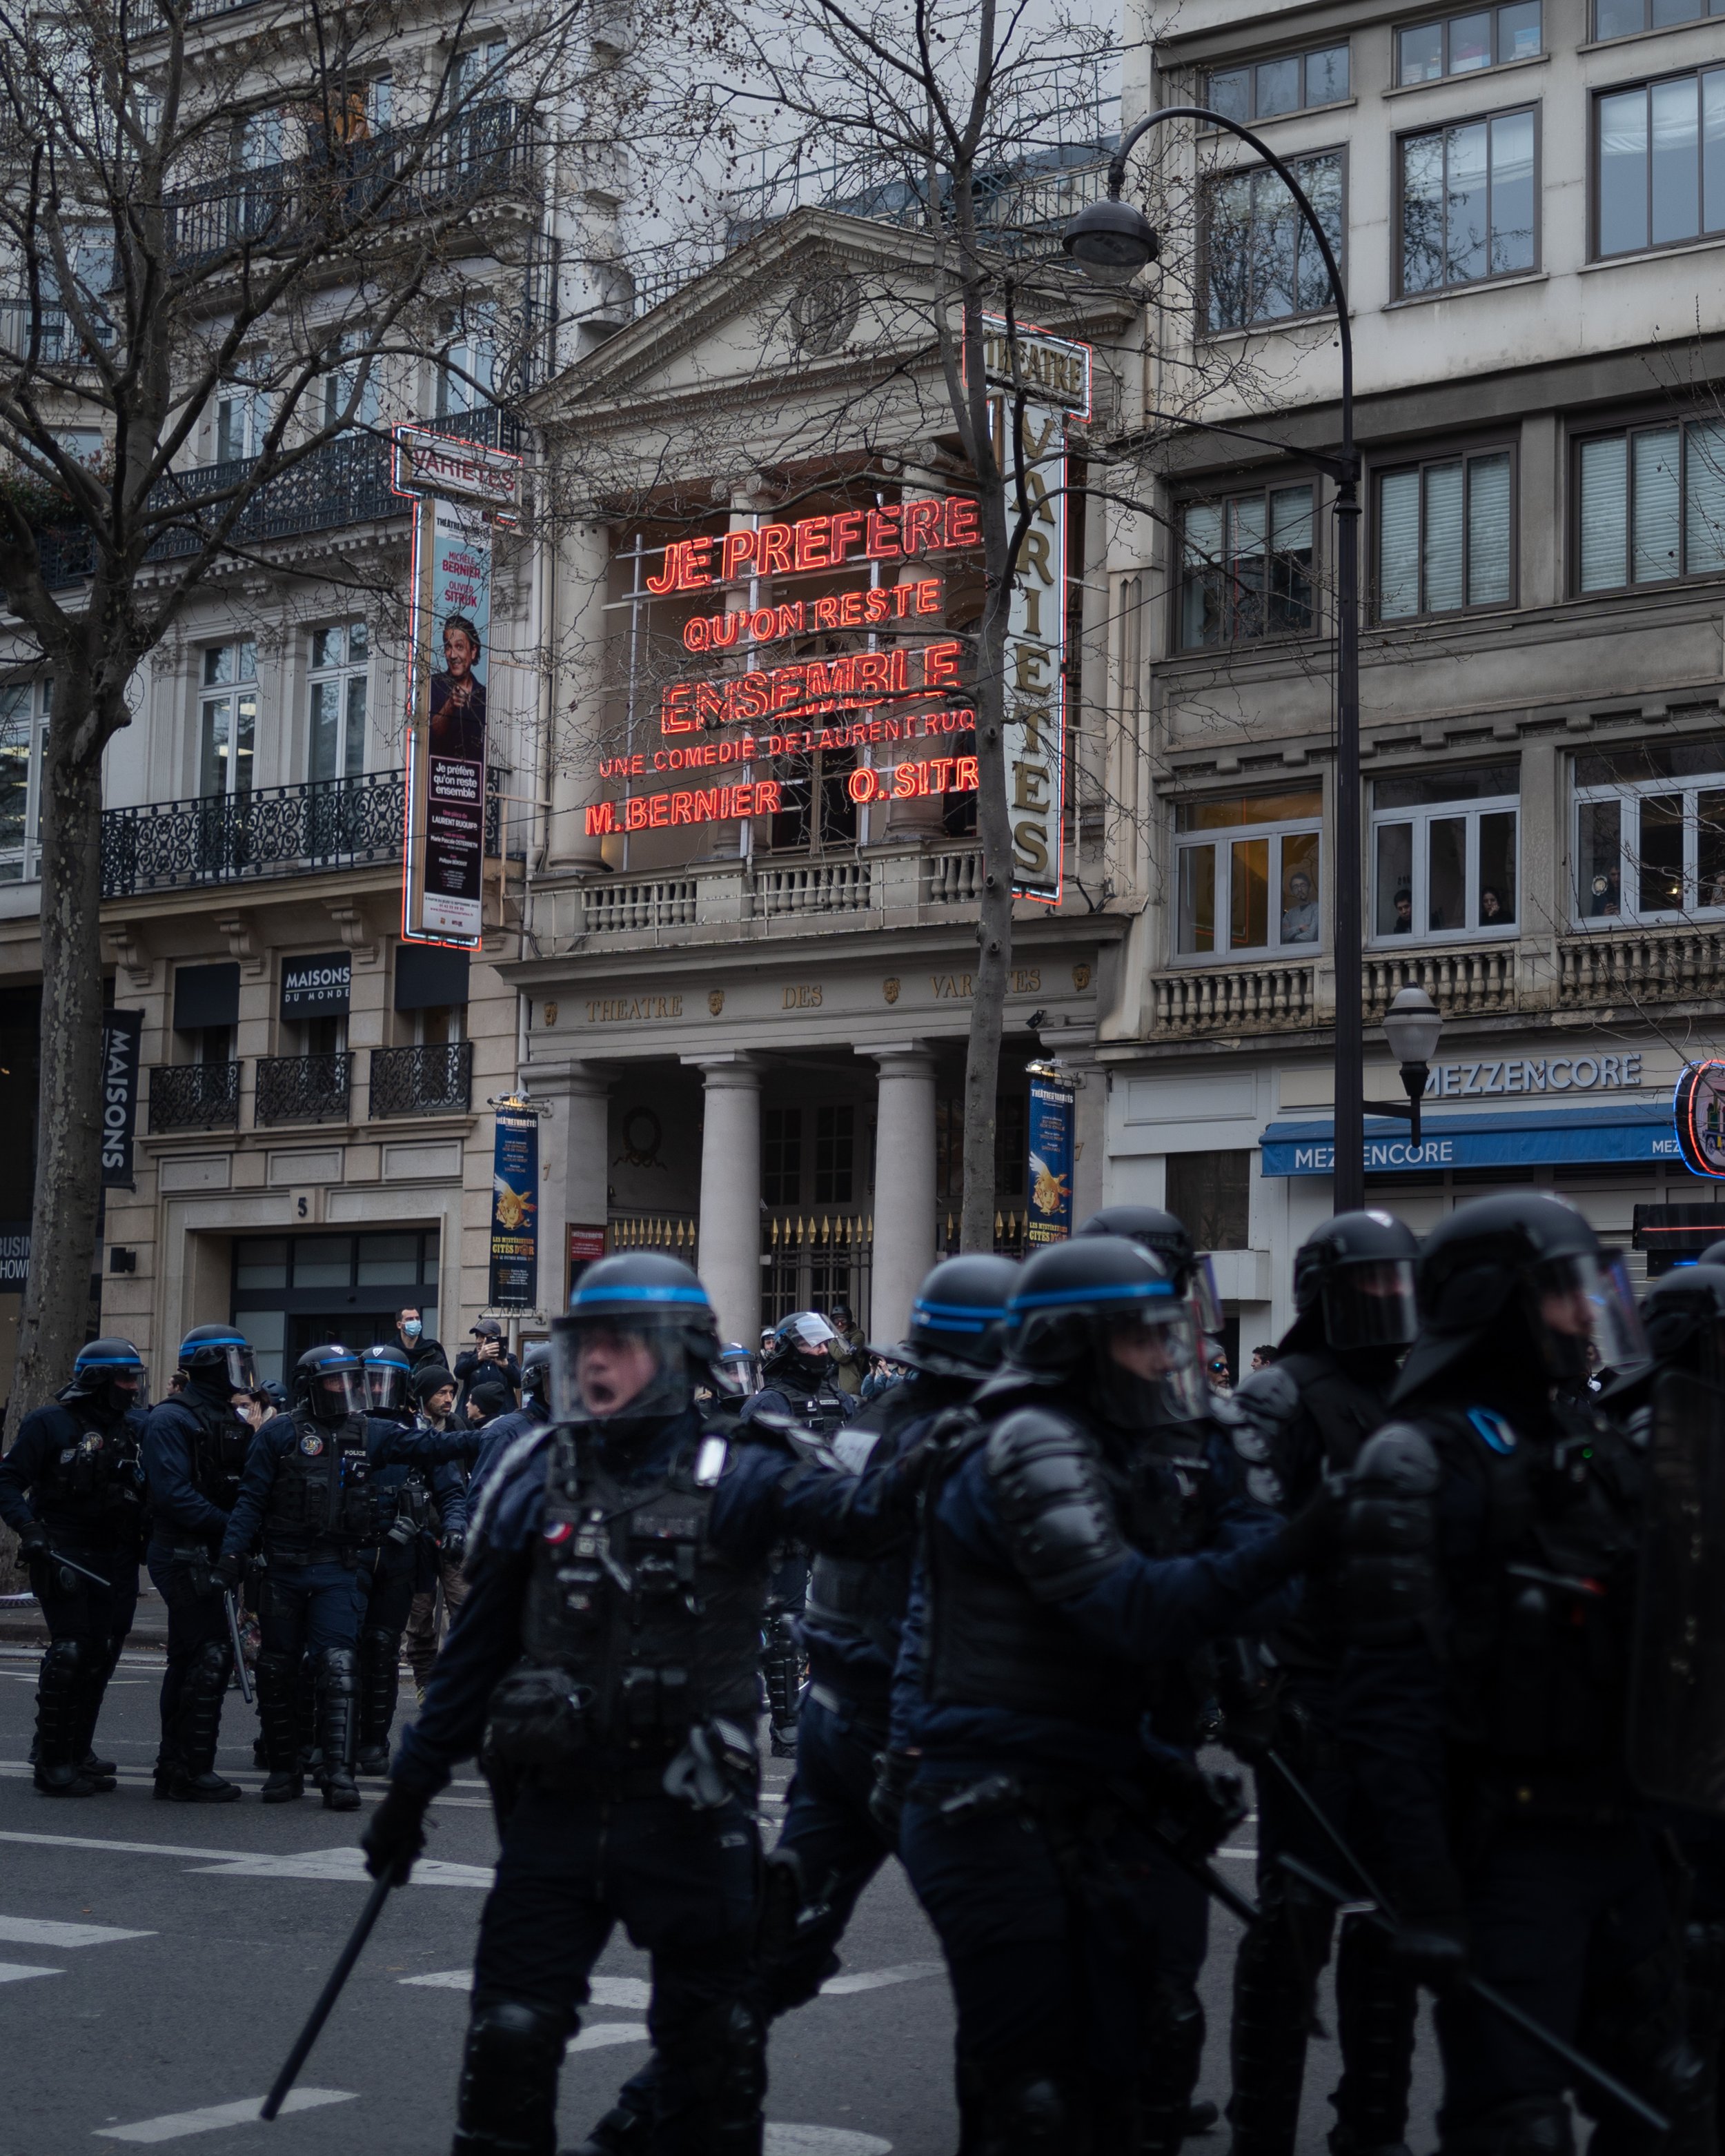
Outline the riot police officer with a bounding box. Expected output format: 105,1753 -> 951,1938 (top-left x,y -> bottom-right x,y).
1225,1211 -> 1421,2156
1077,1204 -> 1228,1349
746,1310 -> 855,1436
143,1325 -> 259,1802
574,1253 -> 1021,2156
897,1236 -> 1335,2151
359,1252 -> 930,2156
219,1344 -> 481,1808
469,1339 -> 551,1499
0,1339 -> 149,1796
1341,1193 -> 1698,2156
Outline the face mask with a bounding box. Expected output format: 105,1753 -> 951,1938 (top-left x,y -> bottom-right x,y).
402,1321 -> 422,1341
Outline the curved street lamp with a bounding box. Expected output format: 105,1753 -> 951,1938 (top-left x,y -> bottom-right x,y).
1063,110 -> 1368,1211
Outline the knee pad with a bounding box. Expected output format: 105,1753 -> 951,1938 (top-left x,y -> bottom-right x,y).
673,1997 -> 766,2115
40,1638 -> 83,1691
255,1652 -> 297,1701
318,1647 -> 358,1698
186,1641 -> 229,1698
1443,2096 -> 1575,2156
978,2068 -> 1068,2152
456,1997 -> 567,2153
360,1627 -> 397,1668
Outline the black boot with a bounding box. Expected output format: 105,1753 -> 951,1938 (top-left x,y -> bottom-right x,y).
318,1648 -> 361,1812
1329,1912 -> 1418,2156
296,1650 -> 324,1787
569,2058 -> 655,2156
34,1641 -> 98,1796
1227,1877 -> 1329,2156
255,1652 -> 303,1802
451,1999 -> 564,2156
357,1625 -> 400,1777
73,1652 -> 118,1792
168,1641 -> 240,1801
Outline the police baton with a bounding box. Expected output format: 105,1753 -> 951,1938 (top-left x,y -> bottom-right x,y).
39,1547 -> 110,1591
1264,1752 -> 1670,2135
222,1588 -> 254,1708
261,1867 -> 395,2122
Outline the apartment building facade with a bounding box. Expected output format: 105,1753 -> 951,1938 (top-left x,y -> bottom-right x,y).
1096,0 -> 1725,1343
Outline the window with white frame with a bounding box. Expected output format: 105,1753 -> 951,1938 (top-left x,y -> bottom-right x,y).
1376,447 -> 1515,619
1577,418 -> 1725,593
1174,787 -> 1323,957
200,640 -> 257,800
1205,150 -> 1346,332
0,680 -> 48,882
309,623 -> 368,784
1372,763 -> 1519,940
216,358 -> 272,464
1573,742 -> 1725,923
1180,483 -> 1317,647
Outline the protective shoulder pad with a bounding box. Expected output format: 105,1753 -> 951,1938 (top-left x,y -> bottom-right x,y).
465,1427 -> 554,1561
1352,1420 -> 1443,1496
1235,1363 -> 1302,1427
983,1406 -> 1127,1603
731,1410 -> 798,1457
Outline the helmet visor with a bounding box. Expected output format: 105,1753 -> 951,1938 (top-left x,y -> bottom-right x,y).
1532,1252 -> 1646,1380
551,1316 -> 687,1421
313,1366 -> 368,1421
224,1344 -> 258,1393
365,1362 -> 408,1414
1100,1300 -> 1204,1425
1321,1258 -> 1419,1351
783,1312 -> 838,1352
1187,1255 -> 1225,1338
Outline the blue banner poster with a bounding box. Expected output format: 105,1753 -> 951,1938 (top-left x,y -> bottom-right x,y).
489,1103 -> 538,1307
1025,1076 -> 1075,1248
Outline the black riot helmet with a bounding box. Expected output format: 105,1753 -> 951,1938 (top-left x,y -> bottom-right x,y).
1006,1234 -> 1205,1430
1639,1263 -> 1725,1385
293,1343 -> 368,1426
1397,1191 -> 1646,1402
1290,1210 -> 1420,1355
1699,1240 -> 1725,1269
520,1338 -> 553,1409
550,1252 -> 719,1423
65,1337 -> 148,1417
885,1254 -> 1022,1379
359,1342 -> 413,1416
762,1310 -> 840,1389
179,1324 -> 258,1401
1078,1205 -> 1224,1334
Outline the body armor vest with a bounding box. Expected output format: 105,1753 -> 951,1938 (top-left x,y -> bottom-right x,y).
34,1405 -> 148,1547
924,1407 -> 1188,1731
517,1421 -> 769,1758
184,1394 -> 252,1514
1435,1403 -> 1641,1817
1275,1349 -> 1394,1672
263,1412 -> 379,1555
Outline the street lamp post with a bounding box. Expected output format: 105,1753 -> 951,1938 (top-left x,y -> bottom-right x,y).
1378,984 -> 1444,1151
1063,111 -> 1366,1210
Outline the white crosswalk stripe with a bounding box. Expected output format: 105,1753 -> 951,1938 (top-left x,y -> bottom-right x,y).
0,1916 -> 155,1947
94,2090 -> 355,2142
569,2022 -> 650,2052
0,1828 -> 493,1884
765,2132 -> 891,2155
817,1961 -> 940,1997
0,1960 -> 61,1983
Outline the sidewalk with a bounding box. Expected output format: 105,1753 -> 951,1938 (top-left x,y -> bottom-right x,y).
0,1579 -> 168,1650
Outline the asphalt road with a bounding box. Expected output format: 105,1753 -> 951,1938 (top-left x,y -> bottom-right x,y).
0,1644 -> 1442,2156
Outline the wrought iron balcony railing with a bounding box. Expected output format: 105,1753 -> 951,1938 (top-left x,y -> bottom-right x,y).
102,769 -> 404,898
148,1061 -> 240,1134
368,1042 -> 473,1118
255,1051 -> 351,1126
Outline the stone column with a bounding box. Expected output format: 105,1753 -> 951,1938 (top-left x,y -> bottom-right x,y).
862,1042 -> 938,1345
683,1054 -> 762,1347
526,1055 -> 613,1309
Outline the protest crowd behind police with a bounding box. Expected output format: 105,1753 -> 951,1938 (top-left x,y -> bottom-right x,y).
3,1189 -> 1723,2156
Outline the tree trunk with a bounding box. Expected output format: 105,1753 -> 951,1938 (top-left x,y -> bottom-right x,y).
960,535 -> 1014,1254
8,714 -> 106,1438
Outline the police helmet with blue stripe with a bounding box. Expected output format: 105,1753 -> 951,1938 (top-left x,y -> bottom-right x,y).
877,1254 -> 1021,1379
360,1341 -> 413,1416
1007,1234 -> 1204,1427
553,1253 -> 721,1421
178,1323 -> 257,1400
65,1336 -> 149,1415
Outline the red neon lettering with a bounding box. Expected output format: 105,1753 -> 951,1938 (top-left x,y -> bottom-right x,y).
772,602 -> 804,639
829,510 -> 865,564
624,796 -> 650,831
865,506 -> 901,559
720,530 -> 758,580
662,684 -> 696,734
732,673 -> 770,724
903,501 -> 942,555
649,793 -> 671,827
771,667 -> 804,715
915,578 -> 942,615
944,496 -> 981,548
683,537 -> 714,589
695,682 -> 727,727
758,525 -> 793,575
814,595 -> 840,630
684,616 -> 710,653
956,755 -> 979,789
923,640 -> 963,688
793,517 -> 831,572
584,801 -> 618,835
757,780 -> 781,813
854,652 -> 891,700
644,542 -> 682,595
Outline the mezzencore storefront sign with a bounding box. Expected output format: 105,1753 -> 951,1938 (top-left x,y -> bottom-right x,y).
983,316 -> 1092,909
1261,1099 -> 1682,1177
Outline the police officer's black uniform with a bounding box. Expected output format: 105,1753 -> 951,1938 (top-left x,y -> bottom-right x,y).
1341,1193 -> 1702,2156
360,1254 -> 927,2156
0,1338 -> 149,1795
1224,1210 -> 1422,2156
142,1325 -> 259,1801
898,1236 -> 1333,2152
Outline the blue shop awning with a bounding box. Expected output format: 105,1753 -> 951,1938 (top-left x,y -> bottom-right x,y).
1260,1101 -> 1682,1178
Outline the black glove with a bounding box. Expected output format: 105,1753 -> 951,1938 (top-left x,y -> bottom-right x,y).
441,1530 -> 467,1562
215,1552 -> 242,1594
869,1748 -> 917,1843
362,1781 -> 432,1884
17,1521 -> 49,1592
1386,1863 -> 1470,1992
